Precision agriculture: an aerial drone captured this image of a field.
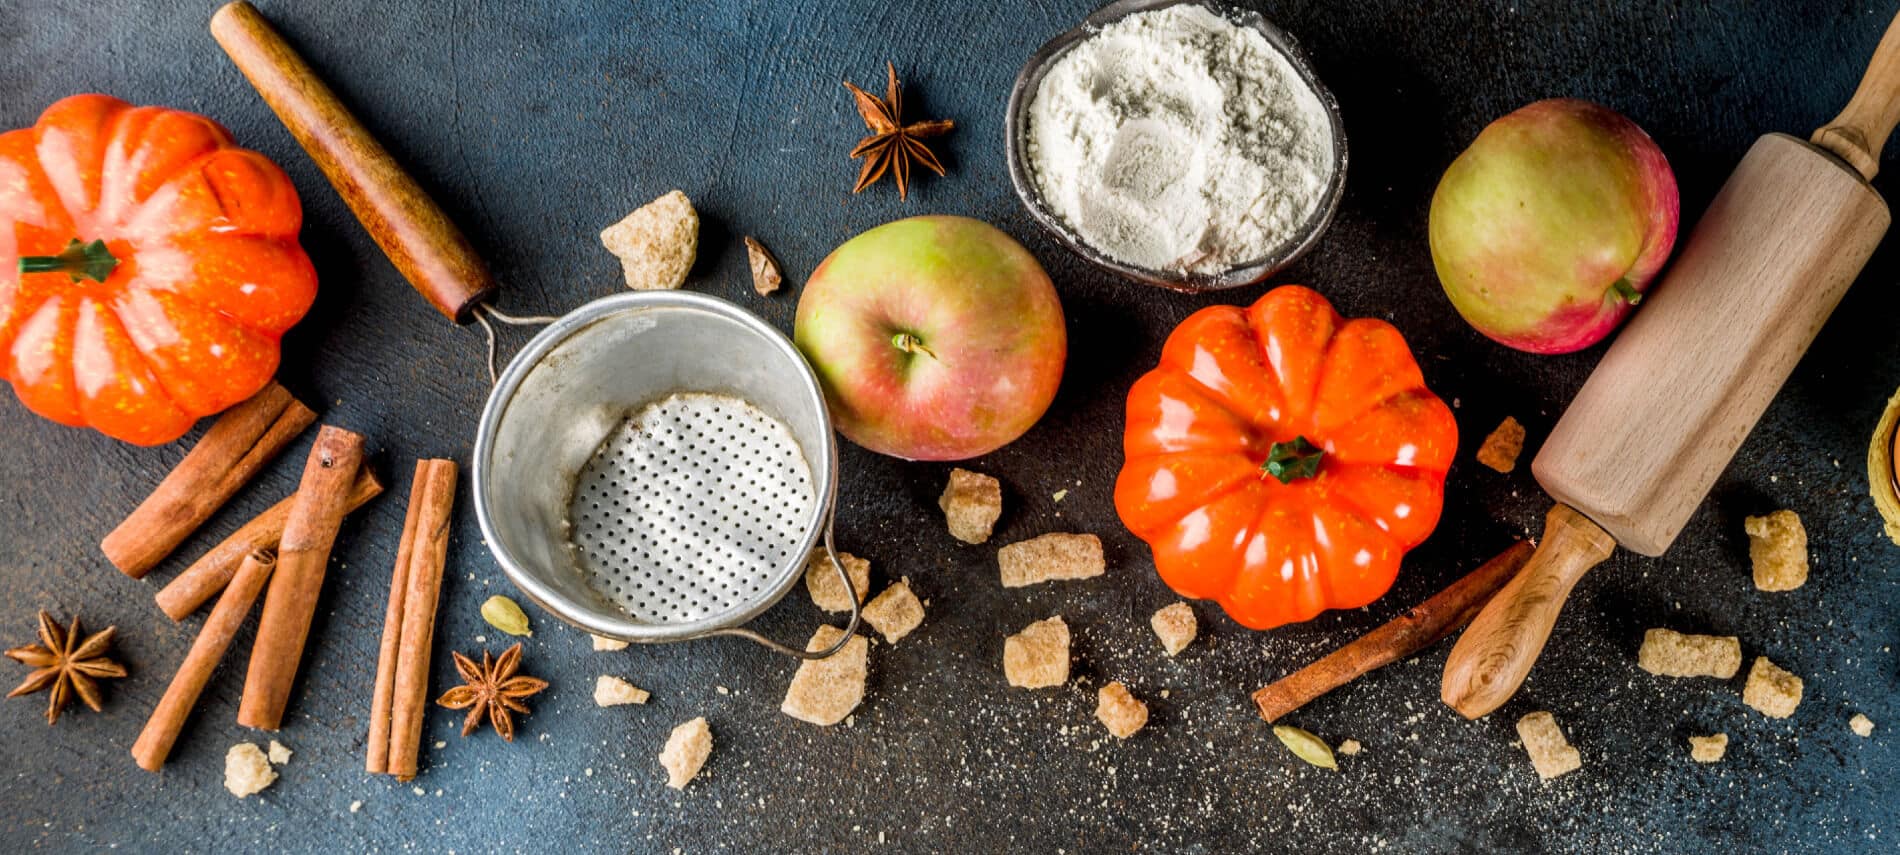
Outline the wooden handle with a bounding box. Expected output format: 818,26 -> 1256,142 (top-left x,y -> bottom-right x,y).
1440,505 -> 1616,719
211,1 -> 495,322
1812,10 -> 1900,180
1252,540 -> 1533,723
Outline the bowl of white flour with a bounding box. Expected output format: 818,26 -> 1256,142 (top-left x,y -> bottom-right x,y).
1007,0 -> 1346,291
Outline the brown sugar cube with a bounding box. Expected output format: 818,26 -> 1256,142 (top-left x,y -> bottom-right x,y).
591,634 -> 630,652
659,717 -> 712,789
1744,510 -> 1809,591
1851,713 -> 1875,737
999,533 -> 1104,587
1636,628 -> 1742,679
804,548 -> 870,613
1742,656 -> 1803,719
600,190 -> 698,291
1515,711 -> 1582,781
861,579 -> 925,644
1003,616 -> 1070,688
594,675 -> 650,707
940,468 -> 1003,544
1095,681 -> 1149,738
1689,733 -> 1728,763
224,743 -> 277,798
780,626 -> 868,726
1150,602 -> 1197,656
744,236 -> 783,295
1476,417 -> 1526,473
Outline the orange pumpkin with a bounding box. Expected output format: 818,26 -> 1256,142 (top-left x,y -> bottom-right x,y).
1115,286 -> 1457,630
0,94 -> 315,445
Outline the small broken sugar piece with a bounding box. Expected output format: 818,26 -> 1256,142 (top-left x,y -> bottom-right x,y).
804,548 -> 870,613
1003,616 -> 1070,688
266,739 -> 293,765
1742,656 -> 1803,718
600,189 -> 698,291
1515,711 -> 1582,781
1476,416 -> 1526,473
594,675 -> 650,707
1744,510 -> 1809,592
1095,681 -> 1149,739
1851,713 -> 1875,737
1637,628 -> 1742,679
1689,733 -> 1728,763
659,717 -> 712,790
1150,602 -> 1197,656
780,626 -> 868,726
744,236 -> 784,295
591,634 -> 630,652
224,743 -> 278,798
940,468 -> 1003,544
1337,739 -> 1363,756
999,533 -> 1104,587
861,580 -> 925,644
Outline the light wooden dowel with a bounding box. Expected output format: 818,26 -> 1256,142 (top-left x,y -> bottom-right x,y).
1440,505 -> 1616,719
1812,10 -> 1900,180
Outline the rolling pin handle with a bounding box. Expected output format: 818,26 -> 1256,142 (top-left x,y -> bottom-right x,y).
210,1 -> 496,323
1812,10 -> 1900,180
1439,504 -> 1616,719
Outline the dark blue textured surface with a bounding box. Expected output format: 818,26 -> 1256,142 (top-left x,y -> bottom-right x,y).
2,1 -> 1898,852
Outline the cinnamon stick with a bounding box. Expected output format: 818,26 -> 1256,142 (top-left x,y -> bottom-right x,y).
237,425 -> 366,731
155,467 -> 383,621
132,548 -> 277,772
102,381 -> 316,578
367,461 -> 431,775
1251,540 -> 1535,723
373,459 -> 457,780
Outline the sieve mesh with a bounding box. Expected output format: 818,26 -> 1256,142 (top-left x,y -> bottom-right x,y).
568,392 -> 815,625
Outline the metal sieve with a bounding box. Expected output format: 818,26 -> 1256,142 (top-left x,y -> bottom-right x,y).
471,290 -> 859,658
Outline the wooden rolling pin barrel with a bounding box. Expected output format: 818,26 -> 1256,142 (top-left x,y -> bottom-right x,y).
1441,11 -> 1900,719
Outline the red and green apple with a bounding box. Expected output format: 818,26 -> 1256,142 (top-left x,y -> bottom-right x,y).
1429,98 -> 1679,354
794,216 -> 1067,461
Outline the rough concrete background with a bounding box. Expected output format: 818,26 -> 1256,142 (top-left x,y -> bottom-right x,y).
1,0 -> 1897,852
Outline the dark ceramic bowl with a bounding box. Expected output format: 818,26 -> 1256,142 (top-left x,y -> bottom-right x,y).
1004,0 -> 1349,293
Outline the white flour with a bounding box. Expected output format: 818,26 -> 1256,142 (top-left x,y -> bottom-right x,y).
1026,5 -> 1335,275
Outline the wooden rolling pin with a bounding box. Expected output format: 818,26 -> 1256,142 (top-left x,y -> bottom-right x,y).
1441,11 -> 1900,719
211,1 -> 495,323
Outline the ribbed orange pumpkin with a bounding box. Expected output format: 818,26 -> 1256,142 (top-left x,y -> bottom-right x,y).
1115,286 -> 1457,630
0,94 -> 315,445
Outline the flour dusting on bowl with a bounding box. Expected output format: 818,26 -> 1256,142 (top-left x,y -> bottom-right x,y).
1024,4 -> 1335,275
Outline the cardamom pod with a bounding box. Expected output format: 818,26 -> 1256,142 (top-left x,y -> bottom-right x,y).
481,595 -> 533,637
1272,725 -> 1338,770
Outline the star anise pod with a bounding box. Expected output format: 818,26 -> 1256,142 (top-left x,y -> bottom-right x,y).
436,642 -> 548,742
6,610 -> 127,725
843,62 -> 954,199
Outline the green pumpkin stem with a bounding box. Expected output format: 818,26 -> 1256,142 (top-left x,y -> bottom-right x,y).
18,239 -> 120,284
1262,436 -> 1325,484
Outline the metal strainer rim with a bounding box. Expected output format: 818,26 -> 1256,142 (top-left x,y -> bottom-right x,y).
470,290 -> 840,645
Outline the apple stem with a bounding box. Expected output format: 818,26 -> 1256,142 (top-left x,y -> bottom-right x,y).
890,332 -> 938,360
1610,278 -> 1643,306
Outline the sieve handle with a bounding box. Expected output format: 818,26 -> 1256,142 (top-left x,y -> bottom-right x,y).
705,517 -> 862,659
